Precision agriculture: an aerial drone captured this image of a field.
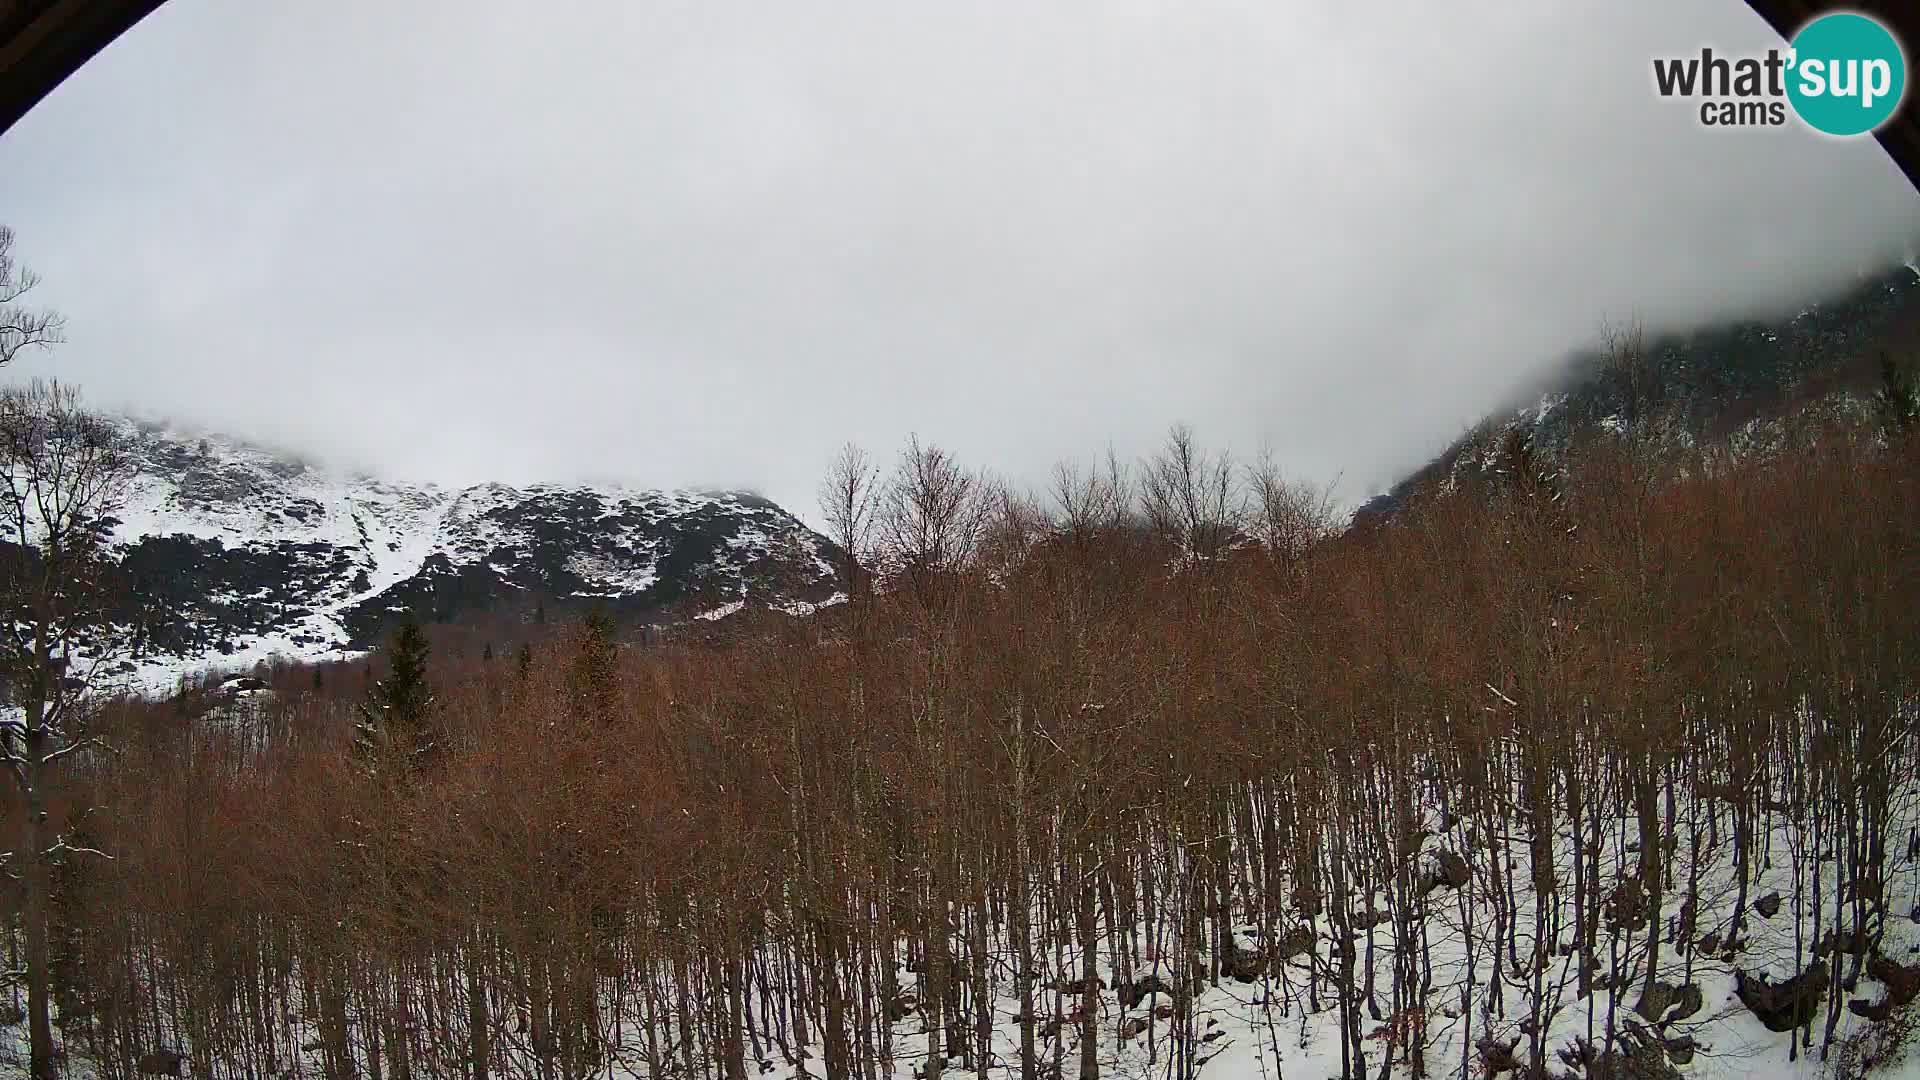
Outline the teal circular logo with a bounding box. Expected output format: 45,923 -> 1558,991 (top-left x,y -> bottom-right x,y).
1787,13 -> 1906,136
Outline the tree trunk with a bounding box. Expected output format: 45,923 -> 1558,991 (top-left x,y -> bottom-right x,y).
467,926 -> 489,1080
23,718 -> 54,1080
1077,868 -> 1100,1080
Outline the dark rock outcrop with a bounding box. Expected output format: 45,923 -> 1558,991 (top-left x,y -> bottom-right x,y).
74,422 -> 845,684
1734,965 -> 1831,1032
1421,850 -> 1471,897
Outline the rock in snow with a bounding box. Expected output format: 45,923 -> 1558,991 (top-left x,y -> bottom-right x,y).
85,419 -> 844,692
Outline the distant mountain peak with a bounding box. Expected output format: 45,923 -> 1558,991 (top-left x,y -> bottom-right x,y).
1356,263 -> 1920,524
94,421 -> 842,692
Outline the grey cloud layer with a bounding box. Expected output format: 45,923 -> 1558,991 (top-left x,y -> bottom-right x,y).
1,0 -> 1916,519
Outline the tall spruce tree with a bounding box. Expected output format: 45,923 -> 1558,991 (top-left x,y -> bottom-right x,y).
356,617 -> 436,772
571,609 -> 619,723
1878,351 -> 1918,434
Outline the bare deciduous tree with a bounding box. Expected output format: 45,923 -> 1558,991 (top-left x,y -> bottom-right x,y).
1139,423 -> 1240,561
1047,451 -> 1130,552
1247,445 -> 1335,567
878,435 -> 984,605
1598,317 -> 1657,435
0,380 -> 134,1080
818,442 -> 881,599
0,229 -> 63,368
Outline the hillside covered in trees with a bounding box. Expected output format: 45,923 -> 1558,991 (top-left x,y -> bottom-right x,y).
7,370 -> 1919,1080
1357,263 -> 1920,523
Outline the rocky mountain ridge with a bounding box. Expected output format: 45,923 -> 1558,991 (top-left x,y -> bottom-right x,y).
1357,262 -> 1920,521
96,421 -> 843,691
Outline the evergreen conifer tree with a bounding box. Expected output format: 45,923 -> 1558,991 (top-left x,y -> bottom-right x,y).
571,609 -> 619,723
356,617 -> 436,773
1878,351 -> 1918,434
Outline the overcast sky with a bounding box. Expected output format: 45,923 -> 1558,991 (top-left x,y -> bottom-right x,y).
1,0 -> 1917,519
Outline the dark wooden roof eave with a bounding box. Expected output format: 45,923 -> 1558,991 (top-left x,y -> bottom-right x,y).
0,0 -> 166,135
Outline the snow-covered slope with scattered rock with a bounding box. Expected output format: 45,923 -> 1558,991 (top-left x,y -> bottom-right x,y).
1353,264 -> 1920,524
98,420 -> 842,691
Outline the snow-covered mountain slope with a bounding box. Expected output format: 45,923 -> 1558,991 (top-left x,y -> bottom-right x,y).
1354,263 -> 1920,523
97,420 -> 843,691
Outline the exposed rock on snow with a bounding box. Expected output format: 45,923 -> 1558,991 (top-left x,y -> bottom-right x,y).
1635,980 -> 1704,1024
1116,972 -> 1173,1010
1735,965 -> 1831,1032
136,1048 -> 183,1076
84,420 -> 843,692
1420,848 -> 1471,896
